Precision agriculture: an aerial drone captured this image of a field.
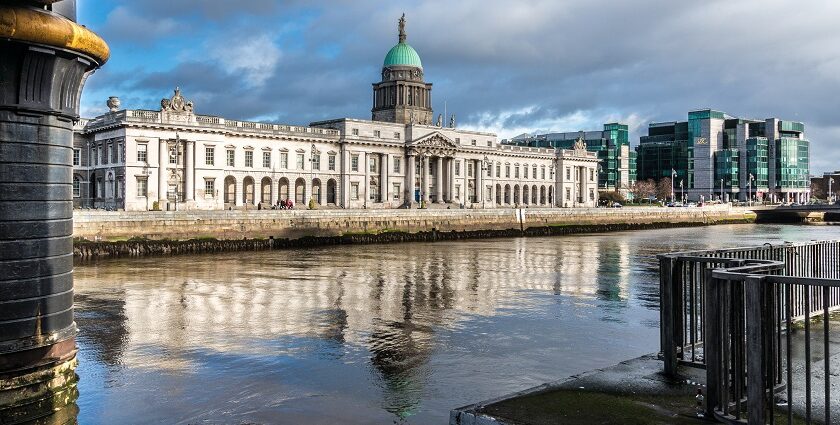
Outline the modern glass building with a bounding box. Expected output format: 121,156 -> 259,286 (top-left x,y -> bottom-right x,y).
635,110 -> 810,203
504,123 -> 635,195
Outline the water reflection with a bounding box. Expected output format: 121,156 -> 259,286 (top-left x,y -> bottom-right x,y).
66,224 -> 840,424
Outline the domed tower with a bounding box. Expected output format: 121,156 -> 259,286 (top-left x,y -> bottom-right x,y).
372,14 -> 433,124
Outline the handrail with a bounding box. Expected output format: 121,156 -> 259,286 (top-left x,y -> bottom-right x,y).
660,240 -> 840,424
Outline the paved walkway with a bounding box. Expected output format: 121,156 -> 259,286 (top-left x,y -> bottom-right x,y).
450,354 -> 710,425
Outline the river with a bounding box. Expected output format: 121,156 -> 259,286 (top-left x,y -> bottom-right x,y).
71,224 -> 840,424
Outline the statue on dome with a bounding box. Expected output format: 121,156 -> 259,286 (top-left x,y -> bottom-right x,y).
449,114 -> 456,128
398,13 -> 406,43
436,114 -> 442,127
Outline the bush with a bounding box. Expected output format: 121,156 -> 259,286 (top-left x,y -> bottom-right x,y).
599,191 -> 626,205
308,198 -> 318,210
151,201 -> 160,211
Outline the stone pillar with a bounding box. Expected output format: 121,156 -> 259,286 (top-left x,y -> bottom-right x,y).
363,152 -> 370,207
380,153 -> 389,204
0,2 -> 108,420
422,155 -> 431,204
341,145 -> 350,208
158,139 -> 168,204
435,156 -> 444,203
406,153 -> 416,206
448,158 -> 456,202
475,159 -> 483,206
185,140 -> 195,201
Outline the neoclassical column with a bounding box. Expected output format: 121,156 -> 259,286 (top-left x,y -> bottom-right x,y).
158,139 -> 168,204
475,159 -> 483,205
448,157 -> 456,202
422,155 -> 431,204
406,153 -> 416,205
363,152 -> 370,207
435,156 -> 444,203
380,153 -> 389,204
185,140 -> 195,201
341,145 -> 351,208
0,2 -> 108,419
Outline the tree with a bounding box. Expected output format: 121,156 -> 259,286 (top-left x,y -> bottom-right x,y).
631,179 -> 657,203
656,178 -> 673,202
599,190 -> 626,205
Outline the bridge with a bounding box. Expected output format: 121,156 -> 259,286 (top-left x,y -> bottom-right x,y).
749,204 -> 840,223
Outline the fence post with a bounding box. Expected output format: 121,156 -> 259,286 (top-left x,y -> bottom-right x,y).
745,275 -> 768,425
704,269 -> 720,418
660,255 -> 677,376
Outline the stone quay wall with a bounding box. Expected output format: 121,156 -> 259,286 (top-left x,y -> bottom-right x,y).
73,206 -> 752,259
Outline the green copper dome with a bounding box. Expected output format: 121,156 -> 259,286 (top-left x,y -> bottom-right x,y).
384,42 -> 422,69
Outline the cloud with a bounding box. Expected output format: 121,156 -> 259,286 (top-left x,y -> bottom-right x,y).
79,0 -> 840,173
208,34 -> 282,87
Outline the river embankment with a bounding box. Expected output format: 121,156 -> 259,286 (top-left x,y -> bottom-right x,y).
73,206 -> 753,259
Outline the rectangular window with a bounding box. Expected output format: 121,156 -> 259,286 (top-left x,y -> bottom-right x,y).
393,157 -> 401,173
515,166 -> 519,178
225,150 -> 234,167
107,144 -> 114,164
590,188 -> 595,200
566,167 -> 571,180
328,154 -> 336,171
590,169 -> 594,181
487,162 -> 492,177
533,166 -> 537,179
374,130 -> 381,138
205,147 -> 215,166
351,182 -> 359,199
455,138 -> 460,144
263,151 -> 271,168
505,165 -> 510,178
524,166 -> 528,179
73,149 -> 81,166
313,154 -> 321,170
394,132 -> 401,139
169,145 -> 178,164
541,167 -> 546,180
496,164 -> 500,178
118,143 -> 124,163
566,188 -> 571,200
280,152 -> 288,168
471,139 -> 477,146
296,153 -> 305,170
369,157 -> 377,173
352,128 -> 359,136
245,151 -> 254,167
72,178 -> 80,197
392,183 -> 401,200
205,179 -> 215,197
455,160 -> 461,176
137,178 -> 148,197
455,184 -> 461,199
351,154 -> 359,172
137,144 -> 147,163
487,141 -> 493,147
467,162 -> 473,177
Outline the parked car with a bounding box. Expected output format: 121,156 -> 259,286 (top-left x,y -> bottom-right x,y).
612,203 -> 623,208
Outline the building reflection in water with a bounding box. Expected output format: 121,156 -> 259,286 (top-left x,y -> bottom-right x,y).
70,235 -> 652,422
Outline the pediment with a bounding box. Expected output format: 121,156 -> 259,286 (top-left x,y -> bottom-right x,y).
410,132 -> 458,149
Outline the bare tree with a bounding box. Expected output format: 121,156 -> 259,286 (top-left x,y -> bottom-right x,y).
631,179 -> 657,203
656,178 -> 673,201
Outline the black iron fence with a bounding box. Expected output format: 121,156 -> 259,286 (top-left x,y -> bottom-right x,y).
659,240 -> 840,424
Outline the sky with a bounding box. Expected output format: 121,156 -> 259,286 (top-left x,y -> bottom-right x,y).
78,0 -> 839,174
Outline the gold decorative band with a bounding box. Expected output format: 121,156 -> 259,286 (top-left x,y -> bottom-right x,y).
0,5 -> 109,64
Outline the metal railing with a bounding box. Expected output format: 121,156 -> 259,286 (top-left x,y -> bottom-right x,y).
660,240 -> 840,424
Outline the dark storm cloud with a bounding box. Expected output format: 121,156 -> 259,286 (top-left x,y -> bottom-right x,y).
81,0 -> 840,173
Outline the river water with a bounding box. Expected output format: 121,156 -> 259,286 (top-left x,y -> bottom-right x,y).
71,224 -> 840,424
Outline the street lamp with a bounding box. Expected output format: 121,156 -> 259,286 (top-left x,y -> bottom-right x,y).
680,179 -> 684,204
309,143 -> 317,207
482,155 -> 489,209
671,168 -> 677,203
720,178 -> 724,203
830,177 -> 835,204
747,173 -> 754,206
